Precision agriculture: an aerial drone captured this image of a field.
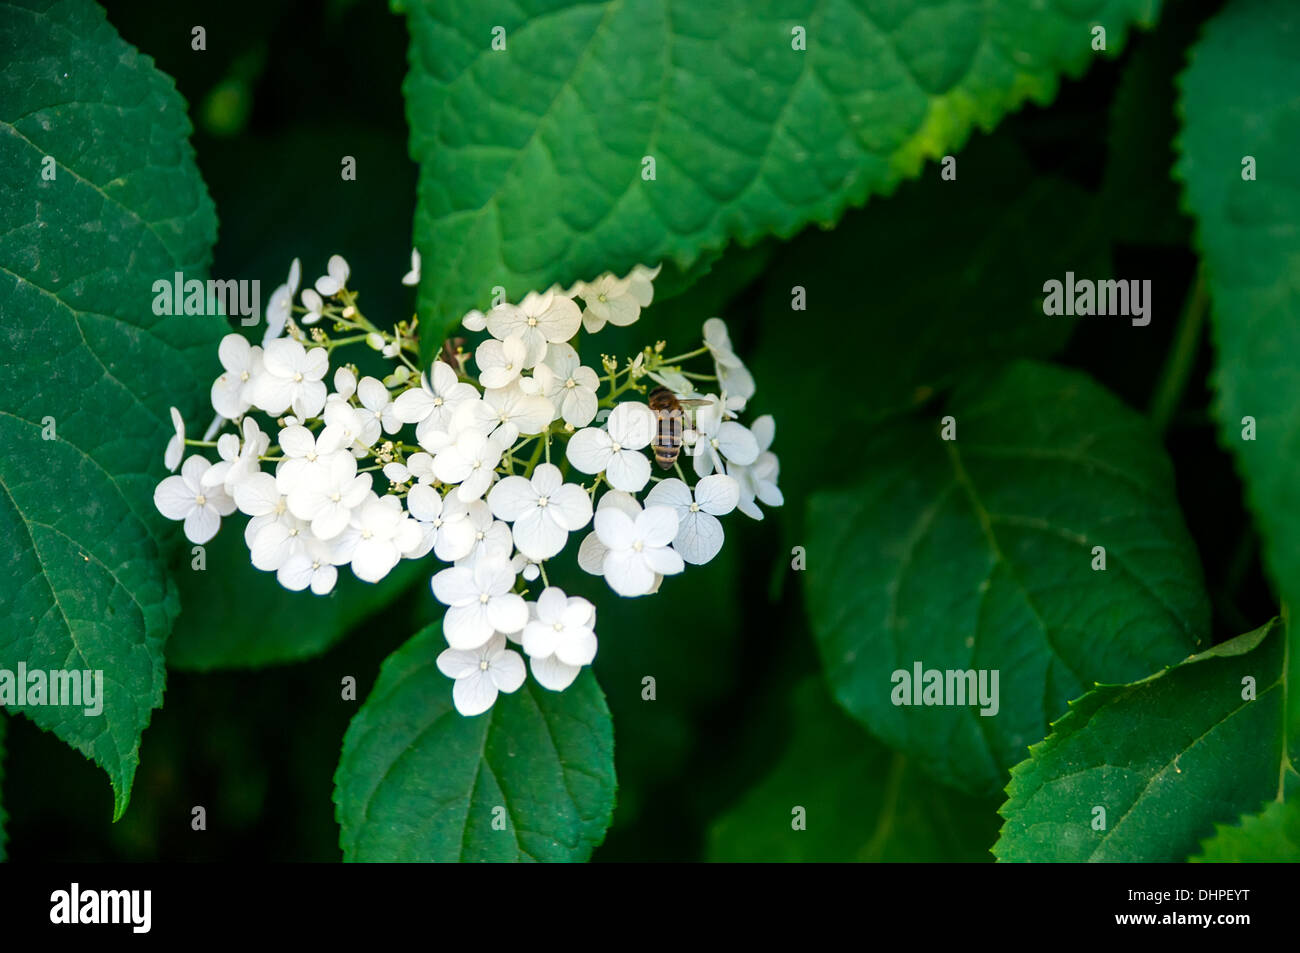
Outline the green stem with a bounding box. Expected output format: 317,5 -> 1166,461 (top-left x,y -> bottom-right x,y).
1148,269 -> 1208,435
660,345 -> 709,364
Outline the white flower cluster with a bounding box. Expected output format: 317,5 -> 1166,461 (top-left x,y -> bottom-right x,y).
154,254 -> 782,716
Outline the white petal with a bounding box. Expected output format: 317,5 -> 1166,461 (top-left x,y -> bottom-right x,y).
594,507 -> 636,550
437,647 -> 483,679
644,477 -> 691,512
607,402 -> 657,449
638,505 -> 679,548
154,476 -> 195,520
452,671 -> 499,716
511,508 -> 567,560
694,473 -> 740,516
531,654 -> 581,691
486,592 -> 528,634
547,483 -> 592,531
431,565 -> 477,607
604,450 -> 651,493
674,511 -> 724,565
489,649 -> 527,693
183,505 -> 221,544
488,475 -> 539,522
565,428 -> 612,474
603,550 -> 655,597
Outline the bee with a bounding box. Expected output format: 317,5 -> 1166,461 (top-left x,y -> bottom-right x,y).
647,387 -> 710,470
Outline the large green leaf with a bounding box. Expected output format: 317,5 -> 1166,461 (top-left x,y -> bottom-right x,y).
708,677 -> 998,862
334,623 -> 616,861
399,0 -> 1159,357
1177,0 -> 1300,616
0,0 -> 222,817
1191,797 -> 1300,862
168,528 -> 427,670
806,361 -> 1209,797
996,620 -> 1296,861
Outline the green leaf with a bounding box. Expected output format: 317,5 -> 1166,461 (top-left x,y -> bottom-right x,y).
806,361 -> 1209,796
334,623 -> 616,861
1176,0 -> 1300,616
1191,797 -> 1300,862
168,528 -> 427,670
708,677 -> 998,862
996,620 -> 1294,862
0,0 -> 222,818
399,0 -> 1160,357
747,135 -> 1106,505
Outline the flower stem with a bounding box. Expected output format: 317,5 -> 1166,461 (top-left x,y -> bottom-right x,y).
1148,268 -> 1207,435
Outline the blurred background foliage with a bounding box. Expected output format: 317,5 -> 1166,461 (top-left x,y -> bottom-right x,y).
3,0 -> 1273,861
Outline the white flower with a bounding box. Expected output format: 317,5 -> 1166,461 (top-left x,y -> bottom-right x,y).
165,407 -> 185,471
383,451 -> 436,487
201,416 -> 267,493
286,451 -> 372,539
475,334 -> 529,389
488,462 -> 593,560
314,254 -> 350,297
728,414 -> 783,520
455,499 -> 514,565
437,633 -> 526,716
485,289 -> 581,367
211,333 -> 264,419
690,402 -> 759,478
578,268 -> 656,333
333,494 -> 422,583
577,490 -> 638,575
300,288 -> 325,325
402,249 -> 421,287
274,425 -> 334,494
432,430 -> 506,502
522,587 -> 597,666
319,397 -> 373,454
263,258 -> 301,344
248,511 -> 311,572
153,455 -> 236,544
702,317 -> 755,403
391,362 -> 477,446
431,556 -> 528,649
452,385 -> 553,447
251,338 -> 329,418
593,504 -> 684,596
566,402 -> 657,492
533,343 -> 600,427
277,535 -> 339,595
644,474 -> 738,565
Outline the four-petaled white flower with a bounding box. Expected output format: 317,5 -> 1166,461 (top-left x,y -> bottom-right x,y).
522,587 -> 597,666
300,288 -> 325,325
690,400 -> 759,478
485,289 -> 581,367
488,463 -> 593,560
432,429 -> 506,502
252,338 -> 329,418
533,342 -> 600,427
453,385 -> 552,448
263,258 -> 301,344
593,505 -> 684,597
211,333 -> 264,420
334,494 -> 423,583
392,362 -> 477,447
154,455 -> 236,544
702,317 -> 755,402
201,416 -> 267,493
165,406 -> 185,471
566,402 -> 657,492
431,556 -> 528,649
578,270 -> 654,334
437,633 -> 526,716
314,254 -> 350,297
728,414 -> 783,520
475,334 -> 529,389
277,535 -> 339,595
286,451 -> 372,539
644,474 -> 739,565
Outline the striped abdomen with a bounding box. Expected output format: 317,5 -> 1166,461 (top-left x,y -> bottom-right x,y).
648,387 -> 683,470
